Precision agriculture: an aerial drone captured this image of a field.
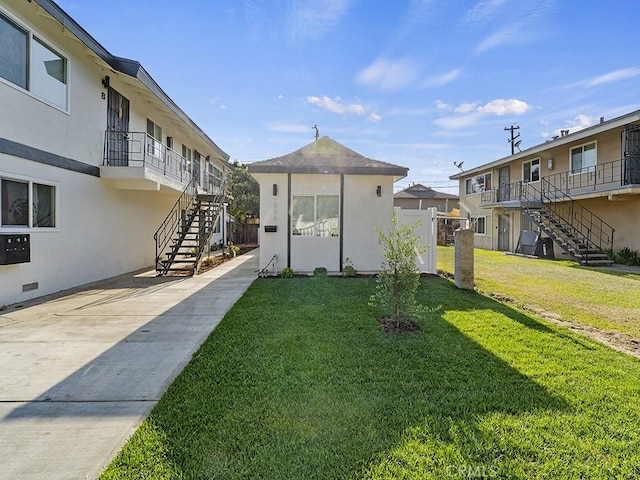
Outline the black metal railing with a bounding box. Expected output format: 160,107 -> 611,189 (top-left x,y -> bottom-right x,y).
153,172 -> 228,275
543,157 -> 640,197
103,131 -> 192,184
481,181 -> 523,204
154,174 -> 199,274
522,179 -> 615,257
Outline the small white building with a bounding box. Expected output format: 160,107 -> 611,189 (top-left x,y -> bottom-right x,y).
248,136 -> 413,274
0,0 -> 231,305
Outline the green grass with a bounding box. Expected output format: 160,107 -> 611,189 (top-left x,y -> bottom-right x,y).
101,276 -> 640,479
437,246 -> 640,338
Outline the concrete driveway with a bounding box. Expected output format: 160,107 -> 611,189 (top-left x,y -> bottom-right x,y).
0,250 -> 259,480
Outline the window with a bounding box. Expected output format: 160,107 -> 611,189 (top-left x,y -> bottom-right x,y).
571,142 -> 596,174
472,216 -> 486,235
0,12 -> 68,109
146,119 -> 163,157
0,12 -> 28,89
465,173 -> 492,194
182,145 -> 192,174
1,178 -> 56,228
523,158 -> 540,183
292,195 -> 339,237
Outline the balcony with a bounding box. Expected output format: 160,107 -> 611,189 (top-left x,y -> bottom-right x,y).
481,157 -> 640,207
101,131 -> 214,194
544,157 -> 640,200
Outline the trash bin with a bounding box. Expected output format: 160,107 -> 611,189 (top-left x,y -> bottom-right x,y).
539,237 -> 554,259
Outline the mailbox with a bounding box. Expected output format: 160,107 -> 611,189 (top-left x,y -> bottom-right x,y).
264,225 -> 277,233
0,234 -> 31,265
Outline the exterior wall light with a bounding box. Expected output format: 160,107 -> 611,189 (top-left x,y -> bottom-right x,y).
376,185 -> 382,197
273,184 -> 278,196
547,158 -> 554,170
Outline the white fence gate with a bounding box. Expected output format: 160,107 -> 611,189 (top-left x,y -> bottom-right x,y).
395,207 -> 438,274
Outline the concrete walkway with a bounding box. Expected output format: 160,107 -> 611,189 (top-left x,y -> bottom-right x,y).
0,250 -> 259,480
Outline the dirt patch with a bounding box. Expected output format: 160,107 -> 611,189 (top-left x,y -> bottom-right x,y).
377,317 -> 421,333
197,246 -> 256,275
486,291 -> 640,359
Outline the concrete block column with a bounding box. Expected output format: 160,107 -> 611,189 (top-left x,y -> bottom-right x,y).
454,228 -> 474,290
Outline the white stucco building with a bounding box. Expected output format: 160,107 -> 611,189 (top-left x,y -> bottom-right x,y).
0,0 -> 231,305
248,136 -> 414,274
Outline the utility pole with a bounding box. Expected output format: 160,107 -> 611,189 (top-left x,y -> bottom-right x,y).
504,125 -> 520,155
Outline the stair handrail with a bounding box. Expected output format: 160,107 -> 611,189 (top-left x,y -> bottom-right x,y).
192,173 -> 230,273
154,173 -> 198,274
522,179 -> 615,257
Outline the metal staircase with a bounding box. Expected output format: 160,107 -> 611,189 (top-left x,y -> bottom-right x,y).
154,175 -> 227,276
522,180 -> 615,266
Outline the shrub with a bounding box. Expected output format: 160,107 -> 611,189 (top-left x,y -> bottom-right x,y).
342,258 -> 357,277
342,265 -> 357,278
280,267 -> 294,279
616,247 -> 640,266
369,214 -> 427,325
313,267 -> 327,277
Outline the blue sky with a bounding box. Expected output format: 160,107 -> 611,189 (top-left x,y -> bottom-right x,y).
57,0 -> 640,194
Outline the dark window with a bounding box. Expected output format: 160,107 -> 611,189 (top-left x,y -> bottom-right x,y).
0,12 -> 28,89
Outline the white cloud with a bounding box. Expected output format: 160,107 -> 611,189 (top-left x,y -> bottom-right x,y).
277,94 -> 284,100
543,114 -> 595,138
586,67 -> 640,87
288,0 -> 352,40
455,102 -> 478,114
461,0 -> 507,26
368,112 -> 382,123
477,98 -> 531,115
434,100 -> 451,111
474,24 -> 522,53
421,68 -> 462,87
356,57 -> 420,92
307,95 -> 367,116
435,98 -> 531,129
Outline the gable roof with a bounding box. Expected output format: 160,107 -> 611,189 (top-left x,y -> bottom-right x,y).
32,0 -> 230,165
248,136 -> 408,180
394,183 -> 458,200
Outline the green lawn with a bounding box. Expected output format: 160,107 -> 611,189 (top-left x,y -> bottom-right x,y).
437,246 -> 640,338
101,276 -> 640,479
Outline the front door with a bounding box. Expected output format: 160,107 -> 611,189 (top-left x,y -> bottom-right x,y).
624,126 -> 640,185
106,87 -> 130,166
497,166 -> 510,202
498,214 -> 510,251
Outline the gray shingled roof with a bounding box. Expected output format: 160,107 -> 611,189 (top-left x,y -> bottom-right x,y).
394,183 -> 459,200
247,136 -> 408,179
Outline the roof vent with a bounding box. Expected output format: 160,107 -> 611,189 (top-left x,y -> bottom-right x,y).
600,116 -> 605,124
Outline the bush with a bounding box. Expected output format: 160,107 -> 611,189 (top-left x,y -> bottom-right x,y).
616,247 -> 640,266
369,214 -> 427,325
280,267 -> 294,279
313,267 -> 327,277
342,265 -> 357,278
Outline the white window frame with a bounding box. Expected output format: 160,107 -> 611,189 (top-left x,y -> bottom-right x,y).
292,194 -> 340,238
146,119 -> 163,159
472,216 -> 487,235
1,174 -> 58,230
523,158 -> 540,184
0,9 -> 69,112
465,173 -> 492,195
181,145 -> 193,174
570,141 -> 597,175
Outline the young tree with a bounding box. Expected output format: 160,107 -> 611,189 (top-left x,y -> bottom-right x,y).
370,214 -> 427,327
227,161 -> 259,243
